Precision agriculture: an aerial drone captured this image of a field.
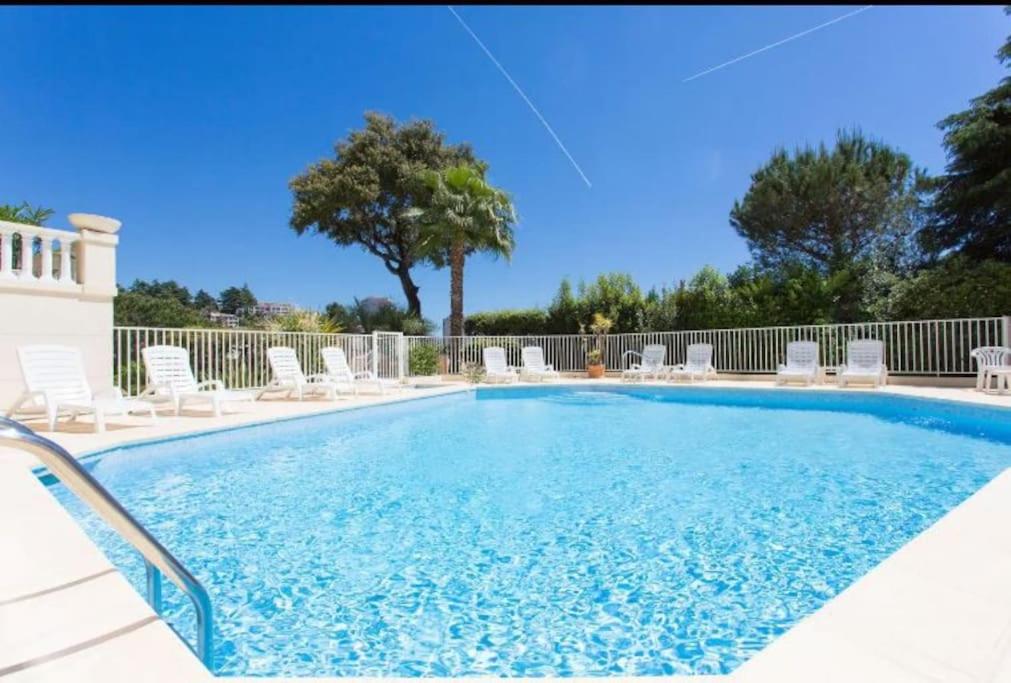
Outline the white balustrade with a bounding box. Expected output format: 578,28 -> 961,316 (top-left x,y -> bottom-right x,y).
0,220 -> 80,288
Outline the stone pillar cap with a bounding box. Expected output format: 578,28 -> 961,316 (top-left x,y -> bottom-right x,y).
68,213 -> 122,234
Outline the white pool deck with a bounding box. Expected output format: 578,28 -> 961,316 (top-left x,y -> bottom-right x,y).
2,378 -> 1010,682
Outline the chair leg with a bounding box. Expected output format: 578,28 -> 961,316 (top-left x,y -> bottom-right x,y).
47,404 -> 59,432
94,407 -> 106,433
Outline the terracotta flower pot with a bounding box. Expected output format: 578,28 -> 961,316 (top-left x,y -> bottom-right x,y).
587,363 -> 605,379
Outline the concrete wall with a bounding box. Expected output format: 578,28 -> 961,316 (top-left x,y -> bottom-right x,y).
0,217 -> 120,410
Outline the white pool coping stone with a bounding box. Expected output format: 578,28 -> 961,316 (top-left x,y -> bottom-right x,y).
1,379 -> 1009,682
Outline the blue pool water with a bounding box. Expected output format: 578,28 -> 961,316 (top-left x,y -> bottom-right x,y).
49,387 -> 1011,676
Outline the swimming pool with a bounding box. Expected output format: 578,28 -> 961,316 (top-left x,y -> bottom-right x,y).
49,386 -> 1011,676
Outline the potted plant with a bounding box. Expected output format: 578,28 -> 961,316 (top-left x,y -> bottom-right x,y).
584,313 -> 613,378
586,348 -> 605,378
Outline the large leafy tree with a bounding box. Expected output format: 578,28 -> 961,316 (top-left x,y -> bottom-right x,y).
730,130 -> 925,321
290,113 -> 476,317
413,164 -> 516,336
924,13 -> 1011,260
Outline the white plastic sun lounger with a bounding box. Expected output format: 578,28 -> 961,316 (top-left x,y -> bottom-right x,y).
320,346 -> 394,395
483,346 -> 518,384
141,345 -> 256,415
837,340 -> 888,388
622,344 -> 670,382
262,346 -> 339,401
969,346 -> 1011,393
668,343 -> 717,382
8,345 -> 155,432
776,341 -> 821,386
520,346 -> 560,382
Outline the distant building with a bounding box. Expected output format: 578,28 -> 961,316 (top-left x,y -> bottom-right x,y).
241,301 -> 295,318
206,311 -> 240,328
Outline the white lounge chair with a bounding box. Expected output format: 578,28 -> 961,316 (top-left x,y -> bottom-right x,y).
969,346 -> 1011,393
837,340 -> 888,388
668,343 -> 717,382
482,347 -> 518,383
8,345 -> 155,432
622,344 -> 670,382
520,346 -> 560,382
262,346 -> 339,401
776,341 -> 821,386
320,346 -> 395,395
141,345 -> 256,416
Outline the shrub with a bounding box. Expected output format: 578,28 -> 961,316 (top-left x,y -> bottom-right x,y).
885,256 -> 1011,319
409,344 -> 439,376
464,308 -> 549,335
461,362 -> 486,384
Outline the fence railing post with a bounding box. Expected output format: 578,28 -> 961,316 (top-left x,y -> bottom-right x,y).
1002,315 -> 1011,348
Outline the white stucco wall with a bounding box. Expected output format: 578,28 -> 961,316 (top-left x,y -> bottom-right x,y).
0,218 -> 119,410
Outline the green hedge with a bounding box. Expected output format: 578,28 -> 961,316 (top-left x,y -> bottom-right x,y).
464,308 -> 550,335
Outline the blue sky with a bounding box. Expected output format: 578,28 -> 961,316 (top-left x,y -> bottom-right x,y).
1,5 -> 1006,323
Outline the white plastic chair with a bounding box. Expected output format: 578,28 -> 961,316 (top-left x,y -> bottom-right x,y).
320,346 -> 396,395
520,346 -> 560,382
482,347 -> 518,383
8,345 -> 155,432
141,345 -> 256,415
622,344 -> 670,382
837,340 -> 888,388
668,343 -> 717,382
776,341 -> 821,386
969,346 -> 1011,393
262,347 -> 338,401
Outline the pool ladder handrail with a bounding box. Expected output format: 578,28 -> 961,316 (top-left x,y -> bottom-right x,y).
0,416 -> 214,670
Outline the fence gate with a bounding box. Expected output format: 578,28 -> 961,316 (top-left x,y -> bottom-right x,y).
372,331 -> 405,382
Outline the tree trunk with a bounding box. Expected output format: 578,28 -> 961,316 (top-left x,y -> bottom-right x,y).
396,266 -> 422,318
449,239 -> 465,336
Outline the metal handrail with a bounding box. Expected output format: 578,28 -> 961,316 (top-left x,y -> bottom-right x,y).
0,416 -> 214,670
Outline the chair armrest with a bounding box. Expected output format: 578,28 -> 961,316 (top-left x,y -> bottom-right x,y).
545,364 -> 555,372
777,363 -> 787,372
305,373 -> 332,383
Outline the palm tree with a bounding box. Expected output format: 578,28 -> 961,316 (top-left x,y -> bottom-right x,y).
414,165 -> 516,336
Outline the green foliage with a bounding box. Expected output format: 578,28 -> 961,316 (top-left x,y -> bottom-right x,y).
884,256 -> 1011,320
325,297 -> 433,334
289,112 -> 477,316
114,291 -> 205,327
546,279 -> 581,333
576,274 -> 644,333
0,202 -> 53,226
193,289 -> 218,311
408,344 -> 440,376
218,284 -> 257,315
465,308 -> 548,335
924,13 -> 1011,260
259,309 -> 341,333
126,279 -> 192,307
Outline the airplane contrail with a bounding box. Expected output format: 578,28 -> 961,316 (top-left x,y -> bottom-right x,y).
683,6 -> 874,82
447,6 -> 593,189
